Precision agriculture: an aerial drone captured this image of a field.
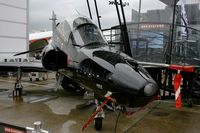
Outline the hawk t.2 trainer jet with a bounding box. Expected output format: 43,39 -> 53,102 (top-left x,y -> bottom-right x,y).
0,12 -> 158,131
41,12 -> 158,130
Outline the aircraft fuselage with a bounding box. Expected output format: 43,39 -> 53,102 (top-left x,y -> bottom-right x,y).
41,15 -> 158,107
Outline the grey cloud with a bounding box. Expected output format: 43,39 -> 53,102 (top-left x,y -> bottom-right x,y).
29,0 -> 167,32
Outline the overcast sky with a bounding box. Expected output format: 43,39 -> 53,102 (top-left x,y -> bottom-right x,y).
29,0 -> 183,32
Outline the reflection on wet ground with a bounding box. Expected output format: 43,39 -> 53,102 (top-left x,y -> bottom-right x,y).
0,77 -> 200,133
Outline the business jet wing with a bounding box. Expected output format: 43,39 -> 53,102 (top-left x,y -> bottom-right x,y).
0,31 -> 52,97
0,31 -> 53,72
0,61 -> 45,72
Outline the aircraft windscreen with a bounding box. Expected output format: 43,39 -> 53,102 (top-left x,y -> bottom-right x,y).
76,24 -> 107,46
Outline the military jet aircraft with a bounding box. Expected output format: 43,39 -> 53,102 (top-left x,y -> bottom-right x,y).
0,12 -> 158,130
42,12 -> 158,130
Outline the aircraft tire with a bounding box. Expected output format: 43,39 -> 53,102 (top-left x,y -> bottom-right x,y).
94,118 -> 103,131
61,76 -> 85,95
61,76 -> 76,90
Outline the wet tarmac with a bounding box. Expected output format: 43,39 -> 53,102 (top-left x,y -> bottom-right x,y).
0,76 -> 200,133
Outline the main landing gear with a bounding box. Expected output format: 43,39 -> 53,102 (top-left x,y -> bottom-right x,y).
12,67 -> 23,97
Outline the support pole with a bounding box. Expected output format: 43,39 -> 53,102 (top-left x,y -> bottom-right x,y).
168,0 -> 177,64
136,0 -> 141,57
86,0 -> 93,19
94,0 -> 101,29
114,0 -> 126,52
119,0 -> 131,56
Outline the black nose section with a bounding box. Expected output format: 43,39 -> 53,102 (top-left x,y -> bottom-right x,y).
110,63 -> 157,96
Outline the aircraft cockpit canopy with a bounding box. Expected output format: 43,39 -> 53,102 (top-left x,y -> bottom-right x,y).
74,24 -> 107,46
56,16 -> 107,48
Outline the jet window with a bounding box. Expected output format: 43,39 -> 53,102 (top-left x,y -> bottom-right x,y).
75,24 -> 107,46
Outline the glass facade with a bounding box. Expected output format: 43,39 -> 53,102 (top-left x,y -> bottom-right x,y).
105,0 -> 200,66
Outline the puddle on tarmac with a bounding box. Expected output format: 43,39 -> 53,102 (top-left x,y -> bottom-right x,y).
59,120 -> 76,133
44,97 -> 85,115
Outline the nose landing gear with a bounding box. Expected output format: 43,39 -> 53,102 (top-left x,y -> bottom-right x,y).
12,68 -> 23,97
82,93 -> 115,131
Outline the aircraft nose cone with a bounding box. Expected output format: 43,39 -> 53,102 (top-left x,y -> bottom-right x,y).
144,83 -> 157,96
110,63 -> 157,96
110,63 -> 147,94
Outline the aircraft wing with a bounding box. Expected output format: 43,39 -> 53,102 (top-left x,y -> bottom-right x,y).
138,61 -> 200,73
138,61 -> 169,68
0,61 -> 46,72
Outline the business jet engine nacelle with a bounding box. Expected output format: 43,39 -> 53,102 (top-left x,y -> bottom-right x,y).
41,44 -> 68,71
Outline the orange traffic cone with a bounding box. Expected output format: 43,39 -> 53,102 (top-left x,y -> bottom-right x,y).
174,72 -> 182,109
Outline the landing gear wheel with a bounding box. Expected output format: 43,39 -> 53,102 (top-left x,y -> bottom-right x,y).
61,76 -> 77,91
61,76 -> 85,95
94,118 -> 103,131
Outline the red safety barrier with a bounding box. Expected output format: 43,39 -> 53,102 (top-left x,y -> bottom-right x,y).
173,73 -> 182,109
170,65 -> 195,72
169,64 -> 196,109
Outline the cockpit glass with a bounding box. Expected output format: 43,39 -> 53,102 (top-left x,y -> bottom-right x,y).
75,24 -> 107,46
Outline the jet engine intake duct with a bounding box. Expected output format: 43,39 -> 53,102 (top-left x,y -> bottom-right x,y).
42,46 -> 67,71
